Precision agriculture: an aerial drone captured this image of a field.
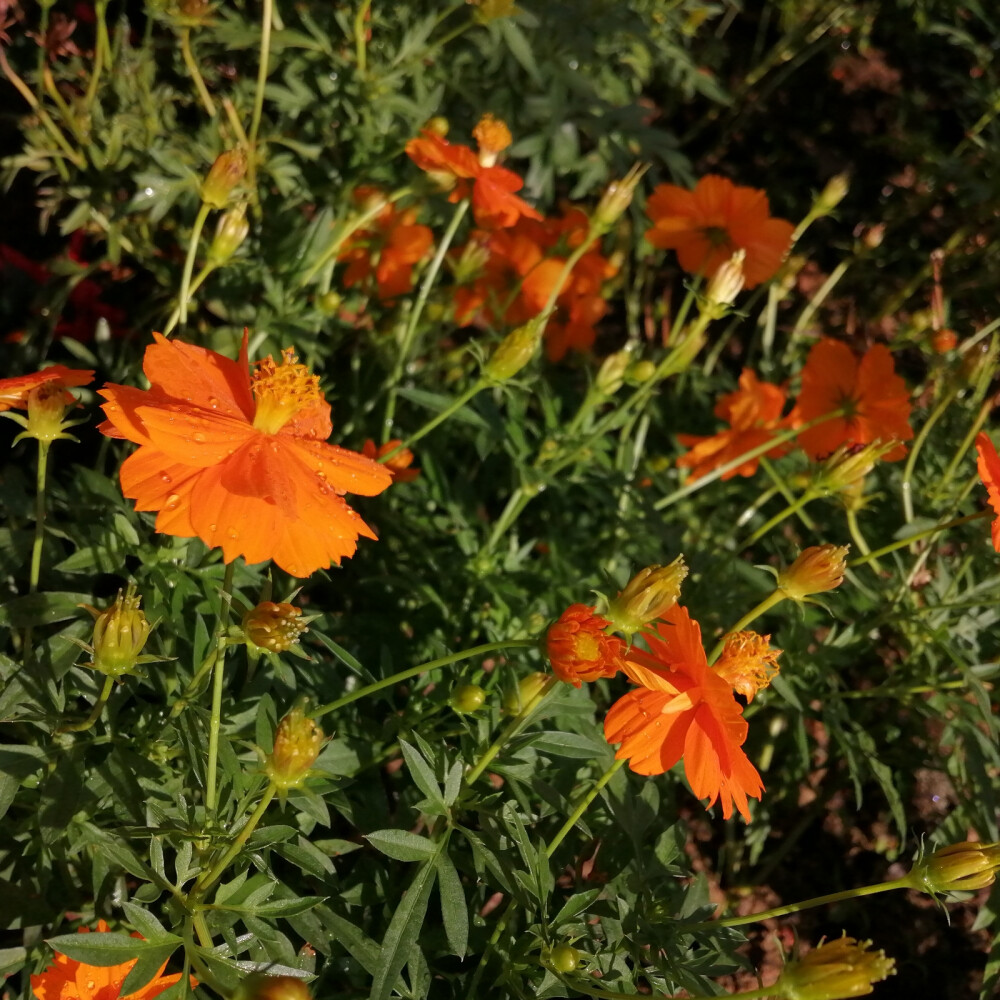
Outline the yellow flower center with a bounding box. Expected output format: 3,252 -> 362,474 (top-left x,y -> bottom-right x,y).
251,348 -> 323,434
473,113 -> 512,166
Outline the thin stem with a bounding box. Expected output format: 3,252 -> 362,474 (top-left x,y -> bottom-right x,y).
382,199 -> 470,442
169,644 -> 224,720
483,487 -> 531,555
465,675 -> 558,785
740,489 -> 820,549
354,0 -> 373,76
707,590 -> 785,664
545,758 -> 625,857
42,66 -> 86,143
759,454 -> 816,531
60,675 -> 115,733
204,561 -> 236,818
193,784 -> 276,897
381,380 -> 485,459
653,409 -> 847,511
784,257 -> 851,363
935,397 -> 992,498
164,262 -> 218,336
311,639 -> 537,720
177,203 -> 212,327
180,28 -> 217,117
845,507 -> 881,573
191,912 -> 214,949
847,510 -> 989,569
30,441 -> 51,594
901,381 -> 961,523
689,875 -> 913,929
248,0 -> 274,150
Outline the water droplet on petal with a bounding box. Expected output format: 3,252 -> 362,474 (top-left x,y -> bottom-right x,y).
192,431 -> 206,443
227,528 -> 239,540
160,473 -> 172,484
208,396 -> 220,409
164,493 -> 181,511
208,523 -> 217,532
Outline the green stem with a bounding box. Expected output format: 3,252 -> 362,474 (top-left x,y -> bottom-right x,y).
740,489 -> 820,549
354,0 -> 373,76
381,380 -> 486,459
60,675 -> 115,733
545,758 -> 625,857
180,27 -> 217,117
164,262 -> 218,336
193,784 -> 276,897
465,675 -> 558,785
759,454 -> 816,531
204,561 -> 236,818
707,590 -> 786,664
382,199 -> 470,442
191,912 -> 214,949
310,639 -> 536,720
483,486 -> 532,555
248,0 -> 274,150
847,510 -> 989,569
653,409 -> 847,511
935,398 -> 992,498
839,678 -> 969,699
30,441 -> 51,594
783,257 -> 851,363
902,381 -> 961,524
689,875 -> 913,929
845,507 -> 881,574
177,203 -> 212,327
169,644 -> 224,720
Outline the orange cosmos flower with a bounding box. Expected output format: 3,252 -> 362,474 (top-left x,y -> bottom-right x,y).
645,175 -> 794,289
340,187 -> 433,301
0,365 -> 93,411
795,338 -> 913,461
677,369 -> 792,482
405,115 -> 542,230
976,432 -> 1000,553
546,604 -> 625,687
362,438 -> 420,483
604,604 -> 763,821
98,333 -> 392,577
31,920 -> 191,1000
714,630 -> 781,702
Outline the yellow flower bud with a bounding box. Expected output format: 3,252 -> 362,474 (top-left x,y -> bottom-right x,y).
79,584 -> 153,678
776,544 -> 849,602
813,441 -> 896,495
201,148 -> 248,210
594,350 -> 631,397
629,359 -> 657,383
908,841 -> 1000,895
545,944 -> 583,974
208,205 -> 250,264
775,936 -> 895,1000
237,975 -> 313,1000
592,163 -> 648,231
471,0 -> 520,23
266,706 -> 323,791
703,249 -> 746,316
605,557 -> 688,636
502,672 -> 549,715
814,173 -> 850,216
485,323 -> 541,382
23,382 -> 75,443
243,602 -> 308,653
450,683 -> 486,714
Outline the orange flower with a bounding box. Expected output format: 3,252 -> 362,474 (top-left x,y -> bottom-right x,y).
0,365 -> 93,411
546,604 -> 625,687
405,115 -> 541,230
677,369 -> 792,482
98,333 -> 392,577
645,175 -> 794,289
31,920 -> 191,1000
340,187 -> 433,301
714,631 -> 781,702
362,438 -> 420,483
795,338 -> 913,461
976,432 -> 1000,553
604,604 -> 763,821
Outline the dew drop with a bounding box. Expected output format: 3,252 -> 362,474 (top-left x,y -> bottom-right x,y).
192,431 -> 206,442
208,396 -> 220,409
164,493 -> 181,511
160,473 -> 172,484
208,523 -> 217,532
227,528 -> 239,540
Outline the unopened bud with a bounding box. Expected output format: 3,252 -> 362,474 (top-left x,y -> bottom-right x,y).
605,557 -> 687,636
861,223 -> 886,250
266,706 -> 323,790
703,250 -> 746,316
775,936 -> 895,1000
471,0 -> 520,23
814,172 -> 850,216
450,683 -> 486,714
208,205 -> 250,264
201,148 -> 248,209
485,323 -> 541,381
236,975 -> 313,1000
424,116 -> 449,138
502,672 -> 549,715
79,584 -> 153,678
814,441 -> 896,495
776,544 -> 849,602
930,328 -> 957,354
629,359 -> 657,383
545,944 -> 583,974
594,350 -> 631,396
593,164 -> 647,231
908,841 -> 1000,895
23,382 -> 74,443
243,602 -> 308,653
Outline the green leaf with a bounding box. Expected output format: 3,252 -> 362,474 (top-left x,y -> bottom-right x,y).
121,902 -> 173,942
519,731 -> 610,760
366,829 -> 437,863
435,852 -> 468,959
399,741 -> 445,813
118,943 -> 181,998
0,593 -> 91,629
370,858 -> 437,1000
552,889 -> 603,927
45,933 -> 177,967
395,387 -> 490,430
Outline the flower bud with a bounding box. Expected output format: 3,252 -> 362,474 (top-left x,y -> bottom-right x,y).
266,706 -> 323,791
908,841 -> 1000,895
594,350 -> 631,397
931,328 -> 957,354
317,291 -> 342,315
472,113 -> 512,167
201,148 -> 248,210
502,672 -> 550,715
592,164 -> 647,231
243,602 -> 308,654
814,173 -> 850,216
471,0 -> 520,23
450,683 -> 486,714
208,205 -> 250,264
545,944 -> 582,974
79,584 -> 153,678
424,116 -> 449,138
605,557 -> 687,636
236,975 -> 313,1000
774,936 -> 895,1000
629,359 -> 657,383
485,323 -> 541,382
776,544 -> 849,602
813,441 -> 896,495
546,605 -> 624,687
703,249 -> 746,317
23,382 -> 75,443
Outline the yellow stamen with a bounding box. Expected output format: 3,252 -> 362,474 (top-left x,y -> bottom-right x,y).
473,113 -> 512,166
251,348 -> 323,434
